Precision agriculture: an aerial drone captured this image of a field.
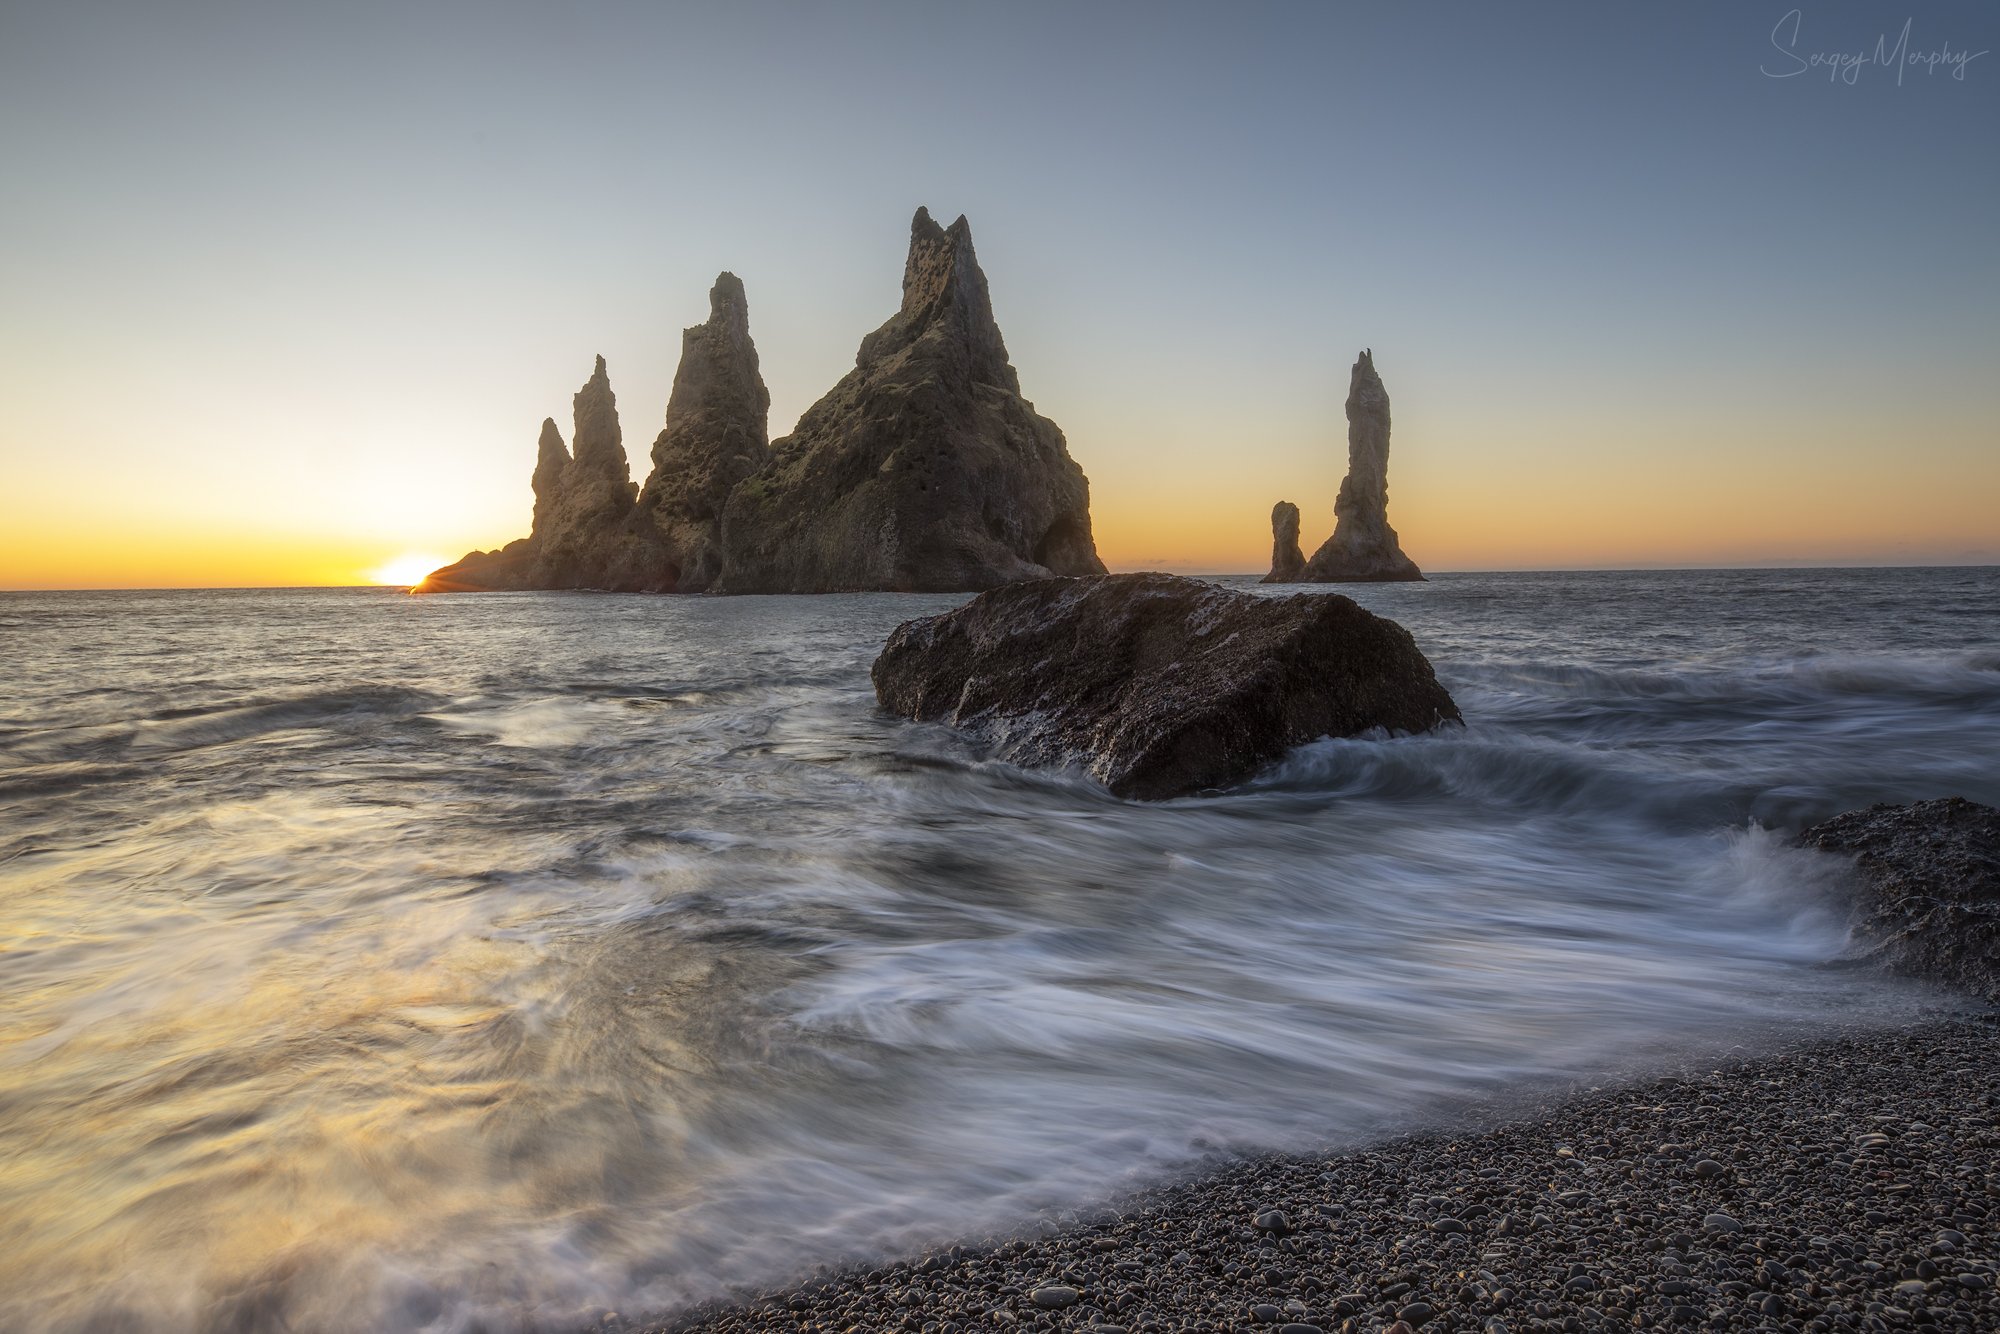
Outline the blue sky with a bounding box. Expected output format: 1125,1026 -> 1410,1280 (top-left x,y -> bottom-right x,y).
2,1 -> 1995,584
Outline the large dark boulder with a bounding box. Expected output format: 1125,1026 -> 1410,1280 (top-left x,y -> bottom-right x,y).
872,572 -> 1461,799
1802,797 -> 2000,1000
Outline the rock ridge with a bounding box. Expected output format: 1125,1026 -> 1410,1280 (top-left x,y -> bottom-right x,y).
420,209 -> 1104,594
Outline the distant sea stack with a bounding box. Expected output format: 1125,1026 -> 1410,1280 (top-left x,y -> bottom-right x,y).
420,356 -> 676,593
712,208 -> 1105,592
1262,501 -> 1306,584
417,209 -> 1104,595
1265,349 -> 1425,583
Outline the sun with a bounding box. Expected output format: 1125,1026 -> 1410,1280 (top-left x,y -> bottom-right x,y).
368,553 -> 448,587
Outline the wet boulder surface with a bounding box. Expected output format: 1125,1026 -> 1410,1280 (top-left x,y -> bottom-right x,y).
871,572 -> 1461,800
1803,796 -> 2000,1000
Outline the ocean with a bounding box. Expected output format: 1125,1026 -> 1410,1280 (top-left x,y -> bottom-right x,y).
2,567 -> 1996,1333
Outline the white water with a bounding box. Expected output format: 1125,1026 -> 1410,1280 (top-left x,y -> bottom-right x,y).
1,568 -> 1994,1332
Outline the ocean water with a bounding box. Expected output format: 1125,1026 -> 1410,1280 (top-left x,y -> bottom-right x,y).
2,567 -> 1996,1333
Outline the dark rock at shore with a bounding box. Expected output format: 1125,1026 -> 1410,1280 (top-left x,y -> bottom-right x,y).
1261,500 -> 1306,584
1269,350 -> 1425,584
1802,796 -> 2000,1000
871,572 -> 1460,799
638,272 -> 771,592
713,208 -> 1106,592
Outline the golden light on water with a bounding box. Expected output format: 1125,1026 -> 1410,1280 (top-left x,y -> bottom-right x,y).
368,553 -> 449,588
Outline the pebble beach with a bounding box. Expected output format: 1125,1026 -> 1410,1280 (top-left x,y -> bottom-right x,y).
661,1016 -> 2000,1334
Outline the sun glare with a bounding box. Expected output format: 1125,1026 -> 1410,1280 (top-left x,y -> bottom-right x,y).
368,553 -> 448,587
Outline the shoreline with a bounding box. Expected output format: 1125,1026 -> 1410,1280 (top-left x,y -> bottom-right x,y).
651,1012 -> 2000,1334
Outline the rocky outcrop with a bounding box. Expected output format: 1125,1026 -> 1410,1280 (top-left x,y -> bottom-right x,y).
1261,501 -> 1305,583
638,272 -> 771,592
1802,797 -> 2000,1000
871,572 -> 1461,800
418,357 -> 674,592
421,210 -> 1104,596
712,208 -> 1105,593
1267,350 -> 1424,583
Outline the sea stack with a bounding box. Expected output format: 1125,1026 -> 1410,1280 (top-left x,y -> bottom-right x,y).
712,208 -> 1106,592
1266,350 -> 1425,583
1261,501 -> 1306,583
638,272 -> 772,592
420,209 -> 1105,596
419,357 -> 675,592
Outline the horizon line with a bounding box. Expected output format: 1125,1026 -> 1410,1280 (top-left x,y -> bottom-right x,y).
5,560 -> 1997,595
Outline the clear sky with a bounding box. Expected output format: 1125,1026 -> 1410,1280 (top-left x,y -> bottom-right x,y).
2,1 -> 1995,588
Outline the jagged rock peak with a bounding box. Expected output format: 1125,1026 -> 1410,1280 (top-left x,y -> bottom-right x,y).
570,354 -> 626,481
638,270 -> 773,592
530,417 -> 569,537
854,206 -> 1016,391
1262,500 -> 1306,583
712,206 -> 1103,593
705,270 -> 752,340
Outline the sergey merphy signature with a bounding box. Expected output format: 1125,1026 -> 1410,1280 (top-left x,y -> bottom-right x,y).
1762,7 -> 1988,84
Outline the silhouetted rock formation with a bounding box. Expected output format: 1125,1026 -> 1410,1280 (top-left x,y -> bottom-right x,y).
1261,501 -> 1305,583
1264,350 -> 1424,584
1802,797 -> 2000,1000
712,208 -> 1105,592
421,210 -> 1104,595
638,272 -> 771,592
419,357 -> 674,593
872,572 -> 1461,800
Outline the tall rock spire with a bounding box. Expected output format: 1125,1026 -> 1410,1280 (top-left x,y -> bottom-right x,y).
1299,350 -> 1425,582
638,271 -> 772,591
568,354 -> 627,480
714,207 -> 1104,593
529,417 -> 570,539
850,207 -> 1017,392
1261,500 -> 1306,583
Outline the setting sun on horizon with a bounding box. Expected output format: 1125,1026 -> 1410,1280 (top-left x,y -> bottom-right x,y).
6,7 -> 2000,1334
367,552 -> 451,588
3,6 -> 1996,591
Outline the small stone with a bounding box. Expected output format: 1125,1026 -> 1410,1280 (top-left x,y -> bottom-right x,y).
1692,1159 -> 1725,1180
1031,1286 -> 1079,1309
1703,1213 -> 1742,1233
1255,1209 -> 1294,1235
1398,1301 -> 1437,1325
1250,1304 -> 1282,1323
